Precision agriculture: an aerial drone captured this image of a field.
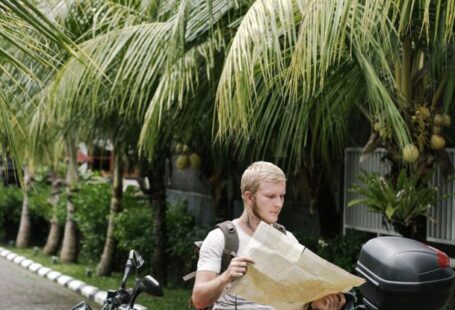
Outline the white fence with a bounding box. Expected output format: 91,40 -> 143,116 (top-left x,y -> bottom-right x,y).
343,147 -> 455,246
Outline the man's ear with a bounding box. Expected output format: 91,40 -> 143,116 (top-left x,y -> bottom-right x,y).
244,191 -> 254,206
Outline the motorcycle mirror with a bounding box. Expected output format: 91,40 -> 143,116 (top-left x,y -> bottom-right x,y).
139,275 -> 163,297
128,275 -> 163,309
132,250 -> 144,269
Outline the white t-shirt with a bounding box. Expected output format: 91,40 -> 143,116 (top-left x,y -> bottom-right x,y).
197,219 -> 300,310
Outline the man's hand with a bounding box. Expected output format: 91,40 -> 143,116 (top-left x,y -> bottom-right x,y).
221,256 -> 254,283
311,293 -> 346,310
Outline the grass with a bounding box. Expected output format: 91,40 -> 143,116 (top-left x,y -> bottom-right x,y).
3,245 -> 191,310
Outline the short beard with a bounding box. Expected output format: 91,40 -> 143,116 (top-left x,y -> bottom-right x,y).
251,200 -> 265,223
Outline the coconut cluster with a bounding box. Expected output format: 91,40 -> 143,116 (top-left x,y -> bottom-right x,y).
373,120 -> 392,140
431,114 -> 450,150
174,143 -> 202,170
401,112 -> 451,163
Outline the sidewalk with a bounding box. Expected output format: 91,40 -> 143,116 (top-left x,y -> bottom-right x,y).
0,247 -> 146,310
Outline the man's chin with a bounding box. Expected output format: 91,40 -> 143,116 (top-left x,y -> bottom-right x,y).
266,215 -> 279,223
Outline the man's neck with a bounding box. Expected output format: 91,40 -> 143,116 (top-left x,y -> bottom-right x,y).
238,210 -> 262,236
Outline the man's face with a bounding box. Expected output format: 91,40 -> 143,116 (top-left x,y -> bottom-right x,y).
248,181 -> 286,224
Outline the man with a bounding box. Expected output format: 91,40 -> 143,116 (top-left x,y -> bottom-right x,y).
192,161 -> 346,310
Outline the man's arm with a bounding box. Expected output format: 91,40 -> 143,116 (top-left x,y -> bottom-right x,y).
192,256 -> 254,309
306,293 -> 346,310
192,271 -> 227,308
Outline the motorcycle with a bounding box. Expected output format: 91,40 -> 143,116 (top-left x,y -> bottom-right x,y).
71,250 -> 163,310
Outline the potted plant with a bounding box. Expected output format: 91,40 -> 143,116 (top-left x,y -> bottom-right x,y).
348,169 -> 442,241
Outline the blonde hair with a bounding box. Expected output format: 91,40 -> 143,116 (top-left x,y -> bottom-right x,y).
240,161 -> 286,195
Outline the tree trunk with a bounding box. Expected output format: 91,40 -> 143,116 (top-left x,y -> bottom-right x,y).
44,216 -> 61,255
316,174 -> 341,239
43,171 -> 62,255
299,160 -> 342,239
139,159 -> 167,285
16,168 -> 32,248
151,188 -> 167,285
60,141 -> 79,263
96,150 -> 123,276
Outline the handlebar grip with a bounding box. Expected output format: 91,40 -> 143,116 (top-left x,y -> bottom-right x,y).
341,292 -> 356,310
120,260 -> 133,289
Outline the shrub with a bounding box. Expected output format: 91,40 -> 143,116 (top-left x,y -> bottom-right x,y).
294,230 -> 371,273
166,202 -> 210,287
114,188 -> 152,267
114,198 -> 210,287
0,184 -> 22,241
73,181 -> 111,262
316,231 -> 372,273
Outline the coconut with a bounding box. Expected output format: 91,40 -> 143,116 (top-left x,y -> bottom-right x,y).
373,122 -> 382,132
430,134 -> 446,150
379,128 -> 389,139
420,106 -> 431,118
176,155 -> 190,170
402,144 -> 420,163
175,143 -> 184,154
442,114 -> 451,127
189,153 -> 202,169
433,125 -> 442,134
434,114 -> 443,126
182,144 -> 191,154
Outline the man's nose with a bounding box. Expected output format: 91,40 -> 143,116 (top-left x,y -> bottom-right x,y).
274,197 -> 283,208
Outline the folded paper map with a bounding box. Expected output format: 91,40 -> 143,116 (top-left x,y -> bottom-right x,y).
228,222 -> 365,310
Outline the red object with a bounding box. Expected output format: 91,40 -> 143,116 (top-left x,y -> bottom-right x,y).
427,245 -> 451,268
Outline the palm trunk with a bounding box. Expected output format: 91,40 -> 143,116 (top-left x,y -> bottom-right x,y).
151,187 -> 167,285
138,159 -> 167,285
43,171 -> 62,255
299,160 -> 341,239
16,167 -> 32,248
60,141 -> 79,263
96,150 -> 123,276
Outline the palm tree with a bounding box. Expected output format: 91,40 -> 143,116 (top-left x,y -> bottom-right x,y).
43,166 -> 64,255
1,0 -> 88,251
34,0 -> 250,279
0,0 -> 80,165
215,0 -> 455,238
59,138 -> 80,262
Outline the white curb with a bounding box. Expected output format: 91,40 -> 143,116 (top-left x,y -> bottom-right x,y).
20,258 -> 33,268
29,262 -> 43,272
94,291 -> 107,304
68,280 -> 86,291
37,266 -> 51,277
57,275 -> 74,286
6,253 -> 17,261
0,249 -> 10,257
0,248 -> 148,309
47,270 -> 62,281
13,255 -> 25,264
81,285 -> 98,298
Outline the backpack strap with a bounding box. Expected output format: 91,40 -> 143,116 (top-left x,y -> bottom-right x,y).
216,220 -> 239,273
272,223 -> 286,234
182,241 -> 204,281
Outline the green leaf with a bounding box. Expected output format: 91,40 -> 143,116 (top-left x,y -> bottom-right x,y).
385,205 -> 396,219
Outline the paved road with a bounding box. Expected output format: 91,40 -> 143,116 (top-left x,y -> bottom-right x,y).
0,257 -> 99,310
